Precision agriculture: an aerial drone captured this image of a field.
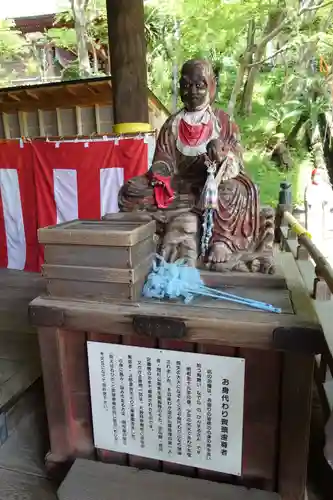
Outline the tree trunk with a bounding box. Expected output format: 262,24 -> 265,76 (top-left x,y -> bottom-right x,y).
286,113 -> 308,146
70,0 -> 91,77
91,41 -> 98,74
227,58 -> 247,119
106,0 -> 149,124
240,62 -> 262,115
240,9 -> 285,115
227,21 -> 255,118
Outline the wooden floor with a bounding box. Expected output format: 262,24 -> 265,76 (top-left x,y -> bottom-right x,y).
0,270 -> 45,412
0,269 -> 56,498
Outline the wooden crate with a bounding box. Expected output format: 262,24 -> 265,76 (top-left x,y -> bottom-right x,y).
38,218 -> 156,301
29,250 -> 324,499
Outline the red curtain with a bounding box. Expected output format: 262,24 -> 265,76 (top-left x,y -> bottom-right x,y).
0,142 -> 38,271
0,138 -> 150,272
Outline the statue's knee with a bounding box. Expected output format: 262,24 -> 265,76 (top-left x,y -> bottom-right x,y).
169,212 -> 198,234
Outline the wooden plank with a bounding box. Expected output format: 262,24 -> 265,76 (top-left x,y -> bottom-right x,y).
277,251 -> 319,324
30,296 -> 312,351
58,459 -> 281,500
44,238 -> 156,269
38,327 -> 71,460
0,332 -> 39,360
38,220 -> 156,247
59,330 -> 94,459
42,255 -> 153,284
56,108 -> 63,136
45,278 -> 145,302
201,270 -> 287,290
18,111 -> 28,136
94,104 -> 101,134
240,348 -> 281,490
37,109 -> 45,136
278,353 -> 314,499
76,106 -> 83,135
0,313 -> 37,335
2,113 -> 11,139
0,270 -> 44,335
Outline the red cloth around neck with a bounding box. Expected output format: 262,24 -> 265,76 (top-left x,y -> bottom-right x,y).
178,118 -> 213,147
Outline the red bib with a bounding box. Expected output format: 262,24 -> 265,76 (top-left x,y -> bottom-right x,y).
178,119 -> 213,146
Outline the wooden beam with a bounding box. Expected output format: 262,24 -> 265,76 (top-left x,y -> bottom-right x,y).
76,106 -> 83,135
56,108 -> 63,136
7,93 -> 21,102
106,0 -> 149,124
94,104 -> 101,134
278,353 -> 314,499
66,86 -> 78,96
25,89 -> 39,100
18,111 -> 28,136
2,113 -> 11,139
38,109 -> 46,136
86,83 -> 100,95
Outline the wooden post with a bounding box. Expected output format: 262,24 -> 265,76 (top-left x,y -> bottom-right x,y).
275,182 -> 292,244
296,242 -> 309,261
313,266 -> 332,301
278,352 -> 314,500
106,0 -> 149,125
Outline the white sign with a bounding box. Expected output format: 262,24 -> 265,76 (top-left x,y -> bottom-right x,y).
87,342 -> 245,476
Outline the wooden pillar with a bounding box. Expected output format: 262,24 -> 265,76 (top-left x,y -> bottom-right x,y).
106,0 -> 149,125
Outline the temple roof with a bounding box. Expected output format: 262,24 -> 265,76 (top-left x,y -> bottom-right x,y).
0,76 -> 169,115
14,14 -> 64,34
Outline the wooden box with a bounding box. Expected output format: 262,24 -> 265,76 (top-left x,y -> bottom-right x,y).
38,218 -> 156,301
29,249 -> 323,499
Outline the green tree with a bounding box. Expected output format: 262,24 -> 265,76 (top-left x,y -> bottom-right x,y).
0,19 -> 28,86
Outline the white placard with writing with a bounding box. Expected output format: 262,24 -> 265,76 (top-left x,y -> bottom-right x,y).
87,342 -> 245,476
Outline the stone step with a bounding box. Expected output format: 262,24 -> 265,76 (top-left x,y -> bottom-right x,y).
58,459 -> 281,500
0,469 -> 56,500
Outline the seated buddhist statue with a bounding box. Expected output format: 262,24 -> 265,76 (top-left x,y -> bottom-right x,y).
119,59 -> 275,273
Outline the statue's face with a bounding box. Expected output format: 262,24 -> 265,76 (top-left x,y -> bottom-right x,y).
179,64 -> 209,112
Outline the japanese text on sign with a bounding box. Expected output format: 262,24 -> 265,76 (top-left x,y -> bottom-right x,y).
88,343 -> 245,475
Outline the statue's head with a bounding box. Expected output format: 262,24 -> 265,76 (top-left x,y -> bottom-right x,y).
179,59 -> 216,112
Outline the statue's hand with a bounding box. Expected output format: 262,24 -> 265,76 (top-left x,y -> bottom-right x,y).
206,139 -> 224,164
151,160 -> 171,177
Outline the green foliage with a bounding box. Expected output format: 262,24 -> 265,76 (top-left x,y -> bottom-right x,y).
0,20 -> 27,61
217,68 -> 311,205
61,59 -> 81,80
0,19 -> 28,87
47,27 -> 77,50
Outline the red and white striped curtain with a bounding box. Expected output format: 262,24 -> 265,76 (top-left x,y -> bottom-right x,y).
0,135 -> 155,272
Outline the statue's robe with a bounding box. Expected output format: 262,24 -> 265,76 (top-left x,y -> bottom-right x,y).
119,107 -> 260,254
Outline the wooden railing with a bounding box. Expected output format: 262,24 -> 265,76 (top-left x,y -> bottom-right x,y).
280,210 -> 333,300
277,206 -> 333,419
